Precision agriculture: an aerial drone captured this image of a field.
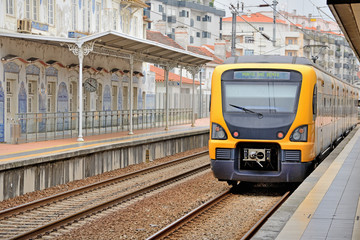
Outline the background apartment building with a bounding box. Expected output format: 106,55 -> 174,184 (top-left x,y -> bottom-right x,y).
144,0 -> 225,47
0,0 -> 208,143
220,10 -> 359,84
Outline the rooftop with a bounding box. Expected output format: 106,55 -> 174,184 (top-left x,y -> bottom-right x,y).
150,65 -> 201,85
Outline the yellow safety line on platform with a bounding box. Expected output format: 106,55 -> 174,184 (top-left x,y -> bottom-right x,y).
0,129 -> 185,158
0,133 -> 164,163
276,128 -> 360,240
353,196 -> 360,240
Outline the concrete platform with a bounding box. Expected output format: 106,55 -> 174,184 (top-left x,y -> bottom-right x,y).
0,119 -> 210,201
254,126 -> 360,240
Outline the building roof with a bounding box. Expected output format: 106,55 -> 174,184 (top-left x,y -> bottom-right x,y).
203,44 -> 215,51
328,0 -> 360,60
187,45 -> 224,65
223,13 -> 286,24
146,30 -> 184,50
0,30 -> 211,66
150,65 -> 201,85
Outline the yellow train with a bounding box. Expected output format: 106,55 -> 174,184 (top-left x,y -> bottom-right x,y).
209,56 -> 358,184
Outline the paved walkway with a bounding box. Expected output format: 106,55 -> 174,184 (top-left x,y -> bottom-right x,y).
0,118 -> 210,162
254,126 -> 360,240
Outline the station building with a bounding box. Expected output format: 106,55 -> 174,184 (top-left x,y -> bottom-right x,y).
0,0 -> 210,143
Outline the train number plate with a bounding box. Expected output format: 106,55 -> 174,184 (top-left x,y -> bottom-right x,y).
243,148 -> 271,162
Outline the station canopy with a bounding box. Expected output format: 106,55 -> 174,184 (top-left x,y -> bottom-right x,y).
328,0 -> 360,60
0,30 -> 212,66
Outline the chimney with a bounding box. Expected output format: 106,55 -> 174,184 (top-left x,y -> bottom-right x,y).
214,40 -> 227,60
154,21 -> 166,35
292,9 -> 296,16
175,26 -> 189,50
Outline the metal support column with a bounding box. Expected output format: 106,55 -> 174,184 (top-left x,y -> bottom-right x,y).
185,65 -> 202,127
77,47 -> 84,141
129,55 -> 134,135
160,63 -> 176,130
67,41 -> 95,142
165,66 -> 169,130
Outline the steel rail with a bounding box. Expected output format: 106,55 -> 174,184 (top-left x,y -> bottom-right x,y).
11,163 -> 210,240
146,189 -> 231,240
240,191 -> 291,240
0,150 -> 208,220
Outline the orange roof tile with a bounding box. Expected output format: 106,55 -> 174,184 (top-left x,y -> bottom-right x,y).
204,44 -> 215,51
150,65 -> 201,85
187,46 -> 223,64
223,13 -> 286,24
305,26 -> 317,31
146,30 -> 184,50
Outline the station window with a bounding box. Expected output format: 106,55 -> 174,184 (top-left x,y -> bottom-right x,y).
6,0 -> 14,15
6,97 -> 11,113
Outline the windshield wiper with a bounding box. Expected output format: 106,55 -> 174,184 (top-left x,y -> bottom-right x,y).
229,104 -> 263,119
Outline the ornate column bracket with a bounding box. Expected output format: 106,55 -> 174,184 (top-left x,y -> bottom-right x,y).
160,62 -> 178,71
67,41 -> 96,59
185,64 -> 203,77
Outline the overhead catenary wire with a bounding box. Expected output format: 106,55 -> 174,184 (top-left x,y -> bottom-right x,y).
229,3 -> 274,43
307,0 -> 336,22
261,0 -> 317,42
147,7 -> 251,51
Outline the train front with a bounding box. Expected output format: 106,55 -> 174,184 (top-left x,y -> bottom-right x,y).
209,64 -> 316,183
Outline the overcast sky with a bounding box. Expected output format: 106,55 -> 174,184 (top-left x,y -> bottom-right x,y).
214,0 -> 334,21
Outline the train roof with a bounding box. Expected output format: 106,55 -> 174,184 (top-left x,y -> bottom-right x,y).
223,55 -> 357,88
224,55 -> 315,65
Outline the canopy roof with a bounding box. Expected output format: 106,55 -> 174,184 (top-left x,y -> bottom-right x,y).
0,31 -> 212,66
328,0 -> 360,60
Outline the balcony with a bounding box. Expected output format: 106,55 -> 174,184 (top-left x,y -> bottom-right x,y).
167,16 -> 176,23
335,40 -> 344,46
320,36 -> 328,43
304,33 -> 314,40
285,32 -> 300,38
285,44 -> 300,51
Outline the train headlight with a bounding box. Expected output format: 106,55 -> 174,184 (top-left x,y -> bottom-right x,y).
290,125 -> 308,142
211,123 -> 228,140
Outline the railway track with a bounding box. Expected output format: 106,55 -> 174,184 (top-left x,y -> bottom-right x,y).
147,186 -> 290,240
0,151 -> 209,240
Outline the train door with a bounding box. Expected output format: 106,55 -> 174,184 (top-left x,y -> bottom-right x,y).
331,81 -> 335,144
316,79 -> 324,155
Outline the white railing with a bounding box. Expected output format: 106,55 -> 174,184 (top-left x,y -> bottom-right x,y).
15,108 -> 193,143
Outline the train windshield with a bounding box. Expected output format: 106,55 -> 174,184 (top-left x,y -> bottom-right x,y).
222,73 -> 301,114
224,82 -> 299,113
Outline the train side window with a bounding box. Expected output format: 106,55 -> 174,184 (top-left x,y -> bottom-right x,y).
313,85 -> 317,119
